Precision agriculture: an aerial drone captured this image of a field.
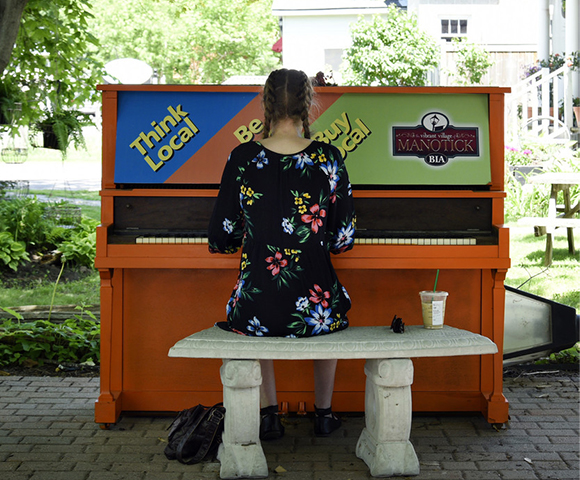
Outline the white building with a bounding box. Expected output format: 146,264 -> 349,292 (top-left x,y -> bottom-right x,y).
407,0 -> 576,88
272,0 -> 578,91
271,1 -> 405,82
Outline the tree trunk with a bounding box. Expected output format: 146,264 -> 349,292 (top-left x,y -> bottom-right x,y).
0,0 -> 29,75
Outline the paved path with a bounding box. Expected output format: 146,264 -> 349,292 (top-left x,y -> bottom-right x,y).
1,160 -> 101,191
0,372 -> 578,480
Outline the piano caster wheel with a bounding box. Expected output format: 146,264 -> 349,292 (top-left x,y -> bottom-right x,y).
99,423 -> 112,430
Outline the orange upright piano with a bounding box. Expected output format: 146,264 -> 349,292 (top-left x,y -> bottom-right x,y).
95,85 -> 510,426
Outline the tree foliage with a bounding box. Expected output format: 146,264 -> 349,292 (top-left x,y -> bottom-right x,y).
1,0 -> 104,134
450,38 -> 493,85
1,0 -> 279,139
342,6 -> 439,86
89,0 -> 281,84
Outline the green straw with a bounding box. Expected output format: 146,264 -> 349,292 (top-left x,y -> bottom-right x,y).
433,269 -> 440,292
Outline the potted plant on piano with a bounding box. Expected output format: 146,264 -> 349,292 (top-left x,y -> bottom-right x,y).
33,108 -> 93,156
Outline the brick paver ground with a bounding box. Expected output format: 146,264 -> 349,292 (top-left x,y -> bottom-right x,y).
0,372 -> 578,480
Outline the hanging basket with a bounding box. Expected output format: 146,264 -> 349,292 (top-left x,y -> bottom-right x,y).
42,127 -> 60,150
1,147 -> 28,164
44,204 -> 82,228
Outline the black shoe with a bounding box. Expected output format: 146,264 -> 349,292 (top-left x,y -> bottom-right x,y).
260,405 -> 285,441
314,405 -> 342,437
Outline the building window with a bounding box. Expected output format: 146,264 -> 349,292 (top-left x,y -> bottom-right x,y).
324,49 -> 344,73
441,19 -> 467,42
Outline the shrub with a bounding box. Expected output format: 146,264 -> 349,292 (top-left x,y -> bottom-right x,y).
505,145 -> 579,222
0,197 -> 97,269
0,307 -> 100,367
505,145 -> 535,166
342,7 -> 439,86
58,217 -> 99,268
0,196 -> 54,249
450,38 -> 493,85
0,231 -> 30,270
504,173 -> 549,222
522,51 -> 580,78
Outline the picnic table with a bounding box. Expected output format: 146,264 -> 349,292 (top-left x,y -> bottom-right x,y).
517,172 -> 580,265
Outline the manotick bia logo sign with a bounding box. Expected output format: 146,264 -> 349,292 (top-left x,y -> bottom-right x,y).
392,112 -> 480,166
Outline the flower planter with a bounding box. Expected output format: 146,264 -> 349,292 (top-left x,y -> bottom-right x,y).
509,165 -> 544,186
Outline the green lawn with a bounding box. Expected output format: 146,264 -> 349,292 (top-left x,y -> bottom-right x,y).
28,189 -> 101,202
0,270 -> 100,308
505,227 -> 579,310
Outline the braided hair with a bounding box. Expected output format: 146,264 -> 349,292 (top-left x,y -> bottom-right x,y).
262,69 -> 314,139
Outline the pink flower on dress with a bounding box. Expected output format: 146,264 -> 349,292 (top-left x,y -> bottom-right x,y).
265,251 -> 287,276
301,204 -> 326,233
309,284 -> 331,308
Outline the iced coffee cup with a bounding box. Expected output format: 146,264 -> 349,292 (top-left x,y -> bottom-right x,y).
419,291 -> 448,329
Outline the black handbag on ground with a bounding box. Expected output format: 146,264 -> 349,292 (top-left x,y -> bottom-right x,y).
164,403 -> 226,464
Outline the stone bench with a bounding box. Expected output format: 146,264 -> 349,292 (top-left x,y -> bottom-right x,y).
169,325 -> 497,479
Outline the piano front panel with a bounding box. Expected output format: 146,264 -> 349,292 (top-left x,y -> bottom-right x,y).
116,266 -> 489,413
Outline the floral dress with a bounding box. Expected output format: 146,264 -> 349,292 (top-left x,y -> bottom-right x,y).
208,140 -> 355,337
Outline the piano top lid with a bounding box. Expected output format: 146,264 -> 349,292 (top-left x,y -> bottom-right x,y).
97,84 -> 511,94
103,85 -> 508,189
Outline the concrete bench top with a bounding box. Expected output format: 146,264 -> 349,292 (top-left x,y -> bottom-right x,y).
168,325 -> 497,360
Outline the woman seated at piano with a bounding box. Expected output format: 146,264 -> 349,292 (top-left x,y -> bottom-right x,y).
208,68 -> 356,440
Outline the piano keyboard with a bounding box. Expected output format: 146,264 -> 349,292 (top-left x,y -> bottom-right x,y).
135,236 -> 475,245
354,237 -> 476,245
136,236 -> 208,244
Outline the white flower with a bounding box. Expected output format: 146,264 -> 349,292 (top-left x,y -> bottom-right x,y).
247,317 -> 269,336
294,152 -> 314,169
321,160 -> 339,193
295,296 -> 309,311
333,222 -> 355,249
223,218 -> 234,234
282,217 -> 294,234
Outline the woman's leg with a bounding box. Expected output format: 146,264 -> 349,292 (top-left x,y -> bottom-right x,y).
313,359 -> 341,436
259,359 -> 284,440
313,359 -> 338,409
259,359 -> 278,408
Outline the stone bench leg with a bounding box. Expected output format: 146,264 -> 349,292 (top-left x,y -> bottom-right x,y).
217,359 -> 268,479
356,358 -> 420,477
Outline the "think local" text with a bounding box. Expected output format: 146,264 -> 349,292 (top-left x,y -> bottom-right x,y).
130,104 -> 200,172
